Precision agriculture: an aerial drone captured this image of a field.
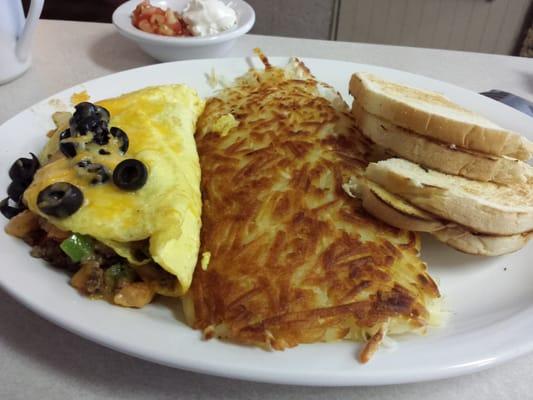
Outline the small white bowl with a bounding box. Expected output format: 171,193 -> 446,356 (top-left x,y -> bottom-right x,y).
112,0 -> 255,62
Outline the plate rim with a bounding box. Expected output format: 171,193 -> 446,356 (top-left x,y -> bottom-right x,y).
1,56 -> 532,386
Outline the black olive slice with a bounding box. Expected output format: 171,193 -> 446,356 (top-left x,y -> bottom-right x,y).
8,153 -> 40,185
110,127 -> 129,154
92,131 -> 109,146
7,181 -> 27,203
75,159 -> 110,185
77,159 -> 91,168
58,129 -> 78,158
59,129 -> 71,140
95,105 -> 110,123
113,159 -> 147,191
70,115 -> 99,136
99,149 -> 110,155
68,103 -> 114,150
70,102 -> 111,136
37,182 -> 84,218
0,197 -> 23,219
59,142 -> 77,158
91,121 -> 110,145
74,102 -> 98,118
87,163 -> 110,185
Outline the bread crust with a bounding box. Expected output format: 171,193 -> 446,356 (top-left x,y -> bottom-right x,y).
352,103 -> 533,185
360,180 -> 531,256
360,181 -> 444,232
349,73 -> 533,160
432,226 -> 532,256
365,159 -> 533,235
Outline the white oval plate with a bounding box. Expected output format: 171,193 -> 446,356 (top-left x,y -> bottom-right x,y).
0,57 -> 532,386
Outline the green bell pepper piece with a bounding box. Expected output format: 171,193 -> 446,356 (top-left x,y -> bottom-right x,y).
60,234 -> 93,263
105,263 -> 136,282
104,263 -> 136,295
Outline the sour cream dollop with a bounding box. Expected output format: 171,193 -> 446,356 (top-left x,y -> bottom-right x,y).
182,0 -> 237,36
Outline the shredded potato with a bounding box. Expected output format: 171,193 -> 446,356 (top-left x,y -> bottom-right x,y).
184,53 -> 442,362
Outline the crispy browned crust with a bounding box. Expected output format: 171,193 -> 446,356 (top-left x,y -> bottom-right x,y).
187,57 -> 440,354
359,323 -> 387,363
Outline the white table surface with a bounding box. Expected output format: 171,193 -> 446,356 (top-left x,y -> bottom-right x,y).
1,19 -> 533,400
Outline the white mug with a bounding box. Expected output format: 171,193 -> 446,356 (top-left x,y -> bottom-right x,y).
0,0 -> 44,85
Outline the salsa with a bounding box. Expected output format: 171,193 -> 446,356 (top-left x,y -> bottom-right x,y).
131,0 -> 192,37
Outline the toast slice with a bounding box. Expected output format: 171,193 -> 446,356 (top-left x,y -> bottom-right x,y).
432,226 -> 532,257
352,103 -> 533,185
360,179 -> 531,256
360,179 -> 444,232
365,158 -> 533,235
349,72 -> 533,160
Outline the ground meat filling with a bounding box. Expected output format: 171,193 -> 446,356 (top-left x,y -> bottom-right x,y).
5,210 -> 172,308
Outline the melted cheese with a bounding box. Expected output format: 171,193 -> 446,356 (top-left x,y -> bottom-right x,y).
24,85 -> 205,294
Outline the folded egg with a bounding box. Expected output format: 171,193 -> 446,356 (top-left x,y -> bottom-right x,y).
24,85 -> 205,294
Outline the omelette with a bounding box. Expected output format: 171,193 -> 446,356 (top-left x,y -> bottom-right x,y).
4,85 -> 204,306
183,54 -> 442,362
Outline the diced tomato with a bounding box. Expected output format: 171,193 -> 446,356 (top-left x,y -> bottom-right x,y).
131,0 -> 192,37
165,9 -> 177,24
137,19 -> 154,33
